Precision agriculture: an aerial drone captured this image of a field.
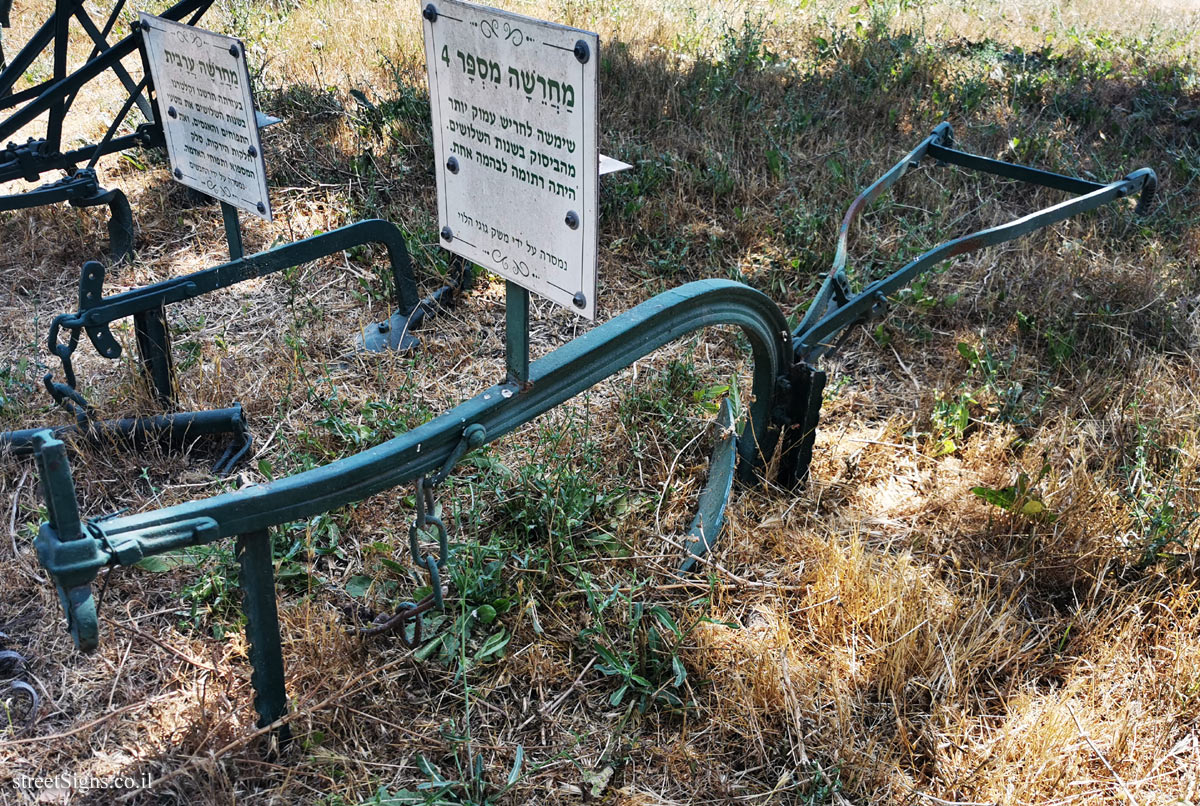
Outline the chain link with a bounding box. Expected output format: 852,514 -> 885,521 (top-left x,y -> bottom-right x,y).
358,474 -> 454,644
355,427 -> 487,644
47,314 -> 83,390
409,475 -> 449,610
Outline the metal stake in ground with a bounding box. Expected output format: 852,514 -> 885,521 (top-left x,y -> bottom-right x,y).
506,281 -> 530,386
237,529 -> 291,744
222,201 -> 245,261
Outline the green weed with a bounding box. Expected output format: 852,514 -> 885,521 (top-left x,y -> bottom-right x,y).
579,575 -> 691,710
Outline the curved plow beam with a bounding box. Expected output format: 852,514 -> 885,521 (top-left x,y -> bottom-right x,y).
31,278 -> 793,656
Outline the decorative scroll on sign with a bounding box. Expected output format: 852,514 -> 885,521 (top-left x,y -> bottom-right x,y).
139,13 -> 272,220
423,0 -> 599,319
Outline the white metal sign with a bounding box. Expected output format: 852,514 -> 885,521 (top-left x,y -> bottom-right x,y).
139,13 -> 272,220
423,0 -> 599,319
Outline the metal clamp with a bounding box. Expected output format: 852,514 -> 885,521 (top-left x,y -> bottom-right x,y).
30,433 -> 110,651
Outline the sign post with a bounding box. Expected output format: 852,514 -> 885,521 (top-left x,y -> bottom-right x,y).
422,0 -> 600,322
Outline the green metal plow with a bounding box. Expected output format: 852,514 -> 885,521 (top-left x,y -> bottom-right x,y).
775,122 -> 1156,487
24,123 -> 1155,739
31,279 -> 792,740
0,212 -> 471,471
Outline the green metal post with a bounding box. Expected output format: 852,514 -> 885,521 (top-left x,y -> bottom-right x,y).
133,303 -> 175,408
221,201 -> 244,261
236,529 -> 291,743
32,433 -> 101,651
505,280 -> 529,385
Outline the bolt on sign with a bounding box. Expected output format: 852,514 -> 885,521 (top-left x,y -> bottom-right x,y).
422,0 -> 599,319
139,13 -> 272,220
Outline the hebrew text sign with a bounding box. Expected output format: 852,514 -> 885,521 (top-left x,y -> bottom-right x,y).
423,0 -> 598,318
140,13 -> 272,220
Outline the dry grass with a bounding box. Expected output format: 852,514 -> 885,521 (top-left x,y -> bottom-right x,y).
1,0 -> 1200,803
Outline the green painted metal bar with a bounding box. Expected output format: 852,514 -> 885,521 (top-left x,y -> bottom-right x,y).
69,2 -> 152,122
31,433 -> 98,651
4,219 -> 435,466
0,130 -> 152,182
1,404 -> 249,462
792,123 -> 951,344
132,304 -> 174,407
221,202 -> 244,261
237,529 -> 291,742
775,362 -> 827,489
678,397 -> 736,575
505,281 -> 530,385
0,12 -> 60,101
926,142 -> 1104,195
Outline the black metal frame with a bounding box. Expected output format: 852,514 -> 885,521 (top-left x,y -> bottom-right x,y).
0,0 -> 214,261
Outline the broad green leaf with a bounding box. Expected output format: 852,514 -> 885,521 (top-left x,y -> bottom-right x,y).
345,575 -> 373,597
972,485 -> 1016,509
672,655 -> 688,687
474,629 -> 510,661
135,555 -> 174,573
135,551 -> 198,572
592,644 -> 626,674
648,605 -> 679,636
412,632 -> 447,662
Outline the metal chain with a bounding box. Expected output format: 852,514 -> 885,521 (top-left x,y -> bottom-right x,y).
354,426 -> 485,645
42,372 -> 92,427
357,474 -> 453,646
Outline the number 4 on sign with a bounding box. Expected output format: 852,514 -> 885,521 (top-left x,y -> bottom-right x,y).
442,45 -> 450,66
